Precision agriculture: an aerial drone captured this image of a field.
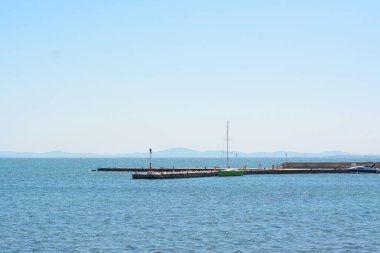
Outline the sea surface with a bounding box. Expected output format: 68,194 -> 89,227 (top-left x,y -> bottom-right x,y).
1,157 -> 380,252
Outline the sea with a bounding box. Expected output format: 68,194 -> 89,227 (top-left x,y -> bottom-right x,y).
1,157 -> 380,252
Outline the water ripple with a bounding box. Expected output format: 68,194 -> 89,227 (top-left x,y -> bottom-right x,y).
1,158 -> 380,252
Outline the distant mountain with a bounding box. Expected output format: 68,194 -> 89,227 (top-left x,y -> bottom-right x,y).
0,148 -> 377,158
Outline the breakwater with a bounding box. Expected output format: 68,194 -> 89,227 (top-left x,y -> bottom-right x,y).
97,162 -> 379,179
283,162 -> 380,169
132,170 -> 217,179
97,167 -> 212,172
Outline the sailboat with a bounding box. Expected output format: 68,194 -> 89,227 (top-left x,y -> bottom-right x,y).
217,121 -> 244,176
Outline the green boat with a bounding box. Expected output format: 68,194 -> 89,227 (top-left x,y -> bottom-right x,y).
218,168 -> 244,176
217,121 -> 244,177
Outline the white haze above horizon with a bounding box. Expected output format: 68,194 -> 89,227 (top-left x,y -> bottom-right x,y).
1,1 -> 379,154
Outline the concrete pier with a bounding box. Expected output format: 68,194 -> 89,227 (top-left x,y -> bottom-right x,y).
243,168 -> 379,174
96,162 -> 379,179
97,167 -> 212,172
132,170 -> 217,179
282,162 -> 380,169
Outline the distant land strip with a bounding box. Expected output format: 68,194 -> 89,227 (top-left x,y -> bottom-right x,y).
0,148 -> 379,158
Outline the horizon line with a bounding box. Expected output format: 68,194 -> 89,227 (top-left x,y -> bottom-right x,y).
0,148 -> 379,158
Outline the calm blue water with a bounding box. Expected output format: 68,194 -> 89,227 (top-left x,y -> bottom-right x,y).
1,158 -> 380,252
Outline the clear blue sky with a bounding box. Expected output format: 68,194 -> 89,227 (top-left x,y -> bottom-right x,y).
1,1 -> 379,154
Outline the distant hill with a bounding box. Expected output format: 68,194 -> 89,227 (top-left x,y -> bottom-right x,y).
0,148 -> 377,158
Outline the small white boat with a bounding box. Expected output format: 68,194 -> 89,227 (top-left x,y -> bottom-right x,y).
347,163 -> 379,173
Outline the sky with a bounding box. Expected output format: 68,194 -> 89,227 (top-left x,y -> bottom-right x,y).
1,0 -> 379,154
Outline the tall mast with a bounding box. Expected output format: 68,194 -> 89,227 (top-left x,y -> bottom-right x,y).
226,120 -> 229,168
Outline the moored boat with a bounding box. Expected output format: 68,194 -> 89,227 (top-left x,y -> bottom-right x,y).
347,163 -> 379,173
217,168 -> 244,176
217,121 -> 244,177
